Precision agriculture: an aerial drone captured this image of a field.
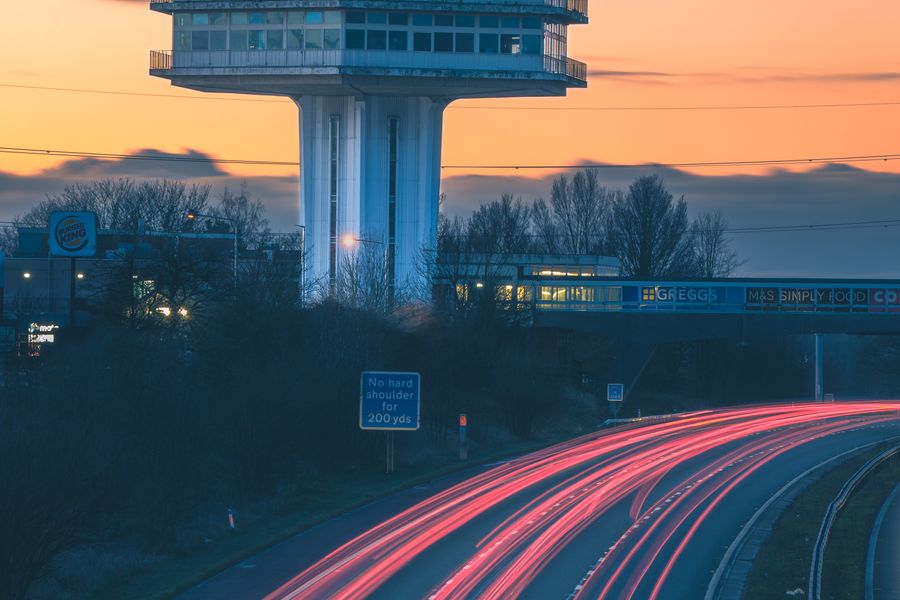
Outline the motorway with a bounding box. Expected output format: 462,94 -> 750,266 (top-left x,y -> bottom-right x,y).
179,402 -> 900,600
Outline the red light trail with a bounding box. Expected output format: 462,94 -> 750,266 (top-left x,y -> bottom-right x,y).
263,402 -> 900,600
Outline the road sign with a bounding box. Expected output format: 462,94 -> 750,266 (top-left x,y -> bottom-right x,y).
49,212 -> 97,257
360,371 -> 420,431
607,383 -> 624,402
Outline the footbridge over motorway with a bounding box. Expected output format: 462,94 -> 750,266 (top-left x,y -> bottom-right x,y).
525,278 -> 900,341
518,277 -> 900,402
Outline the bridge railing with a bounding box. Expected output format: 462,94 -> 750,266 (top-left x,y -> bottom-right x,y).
519,280 -> 900,315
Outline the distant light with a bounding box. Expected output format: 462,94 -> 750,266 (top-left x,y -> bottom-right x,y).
341,233 -> 357,248
76,272 -> 85,280
157,306 -> 172,317
22,272 -> 31,279
505,285 -> 513,290
185,210 -> 197,220
178,307 -> 189,318
475,282 -> 484,288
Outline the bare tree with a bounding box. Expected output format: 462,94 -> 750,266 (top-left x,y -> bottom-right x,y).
609,175 -> 694,277
531,169 -> 614,255
466,193 -> 532,255
335,242 -> 398,314
690,210 -> 742,278
208,184 -> 272,250
19,179 -> 212,233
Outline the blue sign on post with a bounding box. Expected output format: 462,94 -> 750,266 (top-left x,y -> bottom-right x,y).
607,383 -> 624,402
360,371 -> 420,430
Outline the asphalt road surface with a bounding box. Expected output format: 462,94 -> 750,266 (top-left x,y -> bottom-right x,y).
179,402 -> 900,600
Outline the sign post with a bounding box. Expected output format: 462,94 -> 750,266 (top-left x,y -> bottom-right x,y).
360,371 -> 421,474
459,413 -> 468,460
49,212 -> 97,327
607,383 -> 624,419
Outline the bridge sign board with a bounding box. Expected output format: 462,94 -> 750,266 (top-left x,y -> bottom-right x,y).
360,371 -> 420,431
608,383 -> 624,402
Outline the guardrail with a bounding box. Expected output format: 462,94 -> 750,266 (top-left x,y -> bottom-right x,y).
543,55 -> 588,82
150,49 -> 172,70
808,446 -> 899,600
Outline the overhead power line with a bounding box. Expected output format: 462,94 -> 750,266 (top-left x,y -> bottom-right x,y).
3,82 -> 900,112
2,145 -> 899,171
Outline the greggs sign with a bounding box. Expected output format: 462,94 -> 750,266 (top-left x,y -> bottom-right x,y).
49,212 -> 97,257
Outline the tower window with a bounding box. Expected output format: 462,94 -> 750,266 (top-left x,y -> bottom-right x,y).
412,14 -> 432,26
346,29 -> 365,49
388,31 -> 408,51
413,32 -> 432,52
305,29 -> 324,49
324,29 -> 341,49
479,34 -> 499,53
434,32 -> 453,52
367,30 -> 387,50
389,13 -> 409,26
455,33 -> 474,53
287,29 -> 304,49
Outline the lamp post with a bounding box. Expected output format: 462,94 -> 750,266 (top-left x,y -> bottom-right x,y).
295,224 -> 306,302
185,211 -> 238,283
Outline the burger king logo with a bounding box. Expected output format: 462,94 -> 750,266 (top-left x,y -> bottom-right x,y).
54,215 -> 89,252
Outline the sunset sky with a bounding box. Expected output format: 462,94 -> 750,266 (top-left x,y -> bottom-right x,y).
2,0 -> 899,275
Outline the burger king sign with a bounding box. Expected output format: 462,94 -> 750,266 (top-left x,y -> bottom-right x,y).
49,212 -> 97,257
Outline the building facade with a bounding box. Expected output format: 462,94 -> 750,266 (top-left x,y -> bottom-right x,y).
149,1 -> 588,291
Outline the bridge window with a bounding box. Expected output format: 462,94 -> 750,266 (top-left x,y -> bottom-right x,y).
413,32 -> 432,51
455,33 -> 474,53
413,14 -> 433,26
389,31 -> 409,51
191,31 -> 209,50
480,34 -> 499,53
434,32 -> 453,52
367,30 -> 387,50
288,29 -> 304,49
306,29 -> 324,49
266,12 -> 284,25
347,29 -> 365,49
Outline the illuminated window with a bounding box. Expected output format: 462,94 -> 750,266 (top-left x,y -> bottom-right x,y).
642,288 -> 656,302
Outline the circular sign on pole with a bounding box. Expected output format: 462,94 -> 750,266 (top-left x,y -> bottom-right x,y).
49,212 -> 97,257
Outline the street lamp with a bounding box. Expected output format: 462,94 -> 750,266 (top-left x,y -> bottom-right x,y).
184,210 -> 238,282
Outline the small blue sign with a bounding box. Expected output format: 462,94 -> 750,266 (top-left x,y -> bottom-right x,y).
607,383 -> 624,402
360,371 -> 420,431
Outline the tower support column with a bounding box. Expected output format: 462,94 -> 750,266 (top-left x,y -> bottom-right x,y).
295,95 -> 448,295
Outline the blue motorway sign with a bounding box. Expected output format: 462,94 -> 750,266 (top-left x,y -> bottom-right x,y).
360,371 -> 420,431
608,383 -> 624,402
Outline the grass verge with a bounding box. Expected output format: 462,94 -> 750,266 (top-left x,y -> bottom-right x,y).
821,451 -> 900,599
743,443 -> 896,600
94,435 -> 572,600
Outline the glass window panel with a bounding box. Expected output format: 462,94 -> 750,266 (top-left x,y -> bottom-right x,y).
306,11 -> 323,24
249,30 -> 266,50
231,12 -> 248,26
522,16 -> 542,29
210,30 -> 227,50
266,30 -> 284,49
367,30 -> 387,50
479,33 -> 499,53
174,14 -> 190,27
367,13 -> 387,24
479,15 -> 499,28
230,30 -> 248,50
500,33 -> 521,54
388,31 -> 408,51
192,13 -> 209,26
191,31 -> 209,50
455,14 -> 475,27
287,29 -> 303,49
287,11 -> 304,25
434,31 -> 453,52
346,29 -> 365,49
413,31 -> 431,51
266,11 -> 284,25
389,13 -> 408,25
175,31 -> 190,51
249,30 -> 267,50
346,12 -> 365,24
412,14 -> 432,26
249,12 -> 265,25
501,16 -> 520,28
455,32 -> 474,52
324,11 -> 340,24
209,12 -> 227,26
305,29 -> 324,49
324,29 -> 340,49
522,34 -> 541,55
434,14 -> 453,27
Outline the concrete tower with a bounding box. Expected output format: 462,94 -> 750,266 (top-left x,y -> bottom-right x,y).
150,1 -> 588,292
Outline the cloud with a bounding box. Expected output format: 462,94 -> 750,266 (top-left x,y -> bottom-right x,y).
587,66 -> 900,85
3,149 -> 900,278
0,149 -> 299,231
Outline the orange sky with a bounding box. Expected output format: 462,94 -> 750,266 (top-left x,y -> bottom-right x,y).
1,0 -> 899,180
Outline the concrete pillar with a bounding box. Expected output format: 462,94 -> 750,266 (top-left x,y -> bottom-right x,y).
295,95 -> 448,294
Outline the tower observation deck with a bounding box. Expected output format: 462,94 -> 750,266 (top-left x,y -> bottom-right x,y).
150,1 -> 588,293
